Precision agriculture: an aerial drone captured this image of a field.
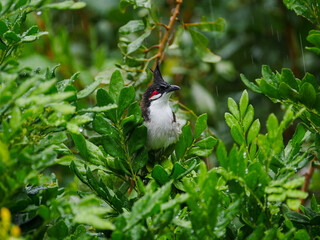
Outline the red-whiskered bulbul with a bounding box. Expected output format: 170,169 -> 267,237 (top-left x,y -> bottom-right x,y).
140,63 -> 181,150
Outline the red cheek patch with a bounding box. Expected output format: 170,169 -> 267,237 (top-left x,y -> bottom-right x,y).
149,90 -> 159,99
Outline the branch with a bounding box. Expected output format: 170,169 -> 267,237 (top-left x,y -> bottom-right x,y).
152,0 -> 183,69
300,155 -> 316,208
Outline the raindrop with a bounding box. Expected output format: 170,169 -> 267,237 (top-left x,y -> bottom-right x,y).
258,183 -> 262,187
243,152 -> 247,159
214,227 -> 218,231
37,11 -> 42,16
245,168 -> 248,174
299,34 -> 306,74
79,127 -> 83,132
8,115 -> 12,119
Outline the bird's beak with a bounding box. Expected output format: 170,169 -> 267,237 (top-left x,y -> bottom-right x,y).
167,85 -> 181,93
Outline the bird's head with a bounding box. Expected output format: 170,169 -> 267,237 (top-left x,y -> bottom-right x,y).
143,63 -> 180,102
141,62 -> 180,120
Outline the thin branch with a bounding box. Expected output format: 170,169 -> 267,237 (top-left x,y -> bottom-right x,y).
300,155 -> 316,208
144,44 -> 160,53
152,0 -> 183,69
156,23 -> 169,30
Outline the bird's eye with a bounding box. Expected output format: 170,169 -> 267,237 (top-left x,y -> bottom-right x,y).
149,90 -> 159,99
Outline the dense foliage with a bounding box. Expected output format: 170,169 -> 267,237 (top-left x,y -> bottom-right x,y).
1,0 -> 320,239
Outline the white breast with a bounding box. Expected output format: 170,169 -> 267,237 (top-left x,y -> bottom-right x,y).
144,97 -> 181,150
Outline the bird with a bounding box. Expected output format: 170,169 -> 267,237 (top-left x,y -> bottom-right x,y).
140,62 -> 181,150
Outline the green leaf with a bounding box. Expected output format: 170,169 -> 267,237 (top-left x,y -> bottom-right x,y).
247,119 -> 260,145
188,147 -> 213,157
243,104 -> 254,132
259,78 -> 279,98
119,20 -> 145,34
93,114 -> 119,136
0,20 -> 9,35
21,31 -> 48,42
229,145 -> 240,176
4,31 -> 21,43
239,90 -> 249,118
194,136 -> 218,149
176,122 -> 193,159
79,105 -> 117,113
286,190 -> 308,199
132,147 -> 148,172
9,106 -> 21,133
228,97 -> 240,120
189,28 -> 221,63
194,113 -> 207,139
97,88 -> 114,105
287,199 -> 302,211
124,182 -> 171,230
284,207 -> 310,224
77,77 -> 103,99
96,88 -> 117,122
183,122 -> 193,147
70,133 -> 88,161
44,1 -> 86,10
292,123 -> 306,146
311,195 -> 319,212
262,65 -> 279,85
268,193 -> 286,202
70,161 -> 88,185
128,125 -> 147,155
37,205 -> 50,220
47,220 -> 68,239
191,16 -> 225,32
240,74 -> 262,93
231,125 -> 245,145
119,0 -> 151,13
283,0 -> 316,25
109,70 -> 124,101
127,29 -> 151,54
299,82 -> 316,108
170,161 -> 197,180
284,177 -> 305,189
118,86 -> 135,118
225,112 -> 239,129
307,30 -> 320,47
294,229 -> 311,240
281,68 -> 298,90
102,135 -> 126,160
216,141 -> 228,169
279,82 -> 299,101
267,114 -> 279,140
152,165 -> 169,185
301,72 -> 317,90
74,198 -> 115,230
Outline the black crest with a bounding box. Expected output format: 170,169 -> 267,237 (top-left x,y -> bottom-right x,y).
151,62 -> 165,85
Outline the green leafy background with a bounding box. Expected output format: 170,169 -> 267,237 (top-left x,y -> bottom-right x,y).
1,0 -> 320,239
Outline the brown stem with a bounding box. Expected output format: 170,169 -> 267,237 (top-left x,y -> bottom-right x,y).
300,156 -> 316,208
144,44 -> 160,53
153,0 -> 183,69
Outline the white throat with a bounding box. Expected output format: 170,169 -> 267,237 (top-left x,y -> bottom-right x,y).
144,93 -> 181,150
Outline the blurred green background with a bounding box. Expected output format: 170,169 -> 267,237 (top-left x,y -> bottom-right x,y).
21,0 -> 320,190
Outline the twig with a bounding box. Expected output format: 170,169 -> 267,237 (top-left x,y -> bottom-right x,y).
153,0 -> 183,69
144,44 -> 160,53
300,155 -> 316,208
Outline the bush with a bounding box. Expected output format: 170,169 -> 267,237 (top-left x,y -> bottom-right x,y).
1,0 -> 320,239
